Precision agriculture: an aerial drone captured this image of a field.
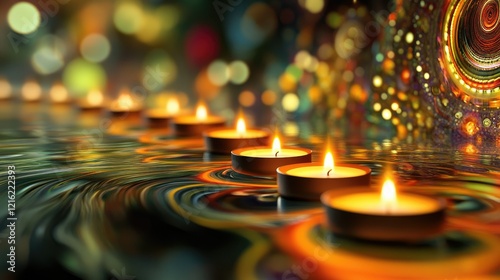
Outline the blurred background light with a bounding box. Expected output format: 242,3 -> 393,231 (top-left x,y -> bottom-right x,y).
113,1 -> 143,34
0,79 -> 12,99
21,81 -> 42,101
141,50 -> 177,91
261,90 -> 277,106
238,90 -> 255,107
7,2 -> 41,35
63,59 -> 106,96
49,83 -> 70,103
31,35 -> 66,75
195,70 -> 220,100
228,61 -> 250,85
299,0 -> 325,14
186,26 -> 220,68
207,60 -> 230,86
282,92 -> 300,112
80,34 -> 111,63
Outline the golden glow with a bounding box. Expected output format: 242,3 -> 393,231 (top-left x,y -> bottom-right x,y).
261,90 -> 277,105
372,75 -> 383,87
80,33 -> 111,63
272,136 -> 281,156
282,93 -> 300,112
238,90 -> 255,107
195,102 -> 208,121
464,143 -> 478,155
49,84 -> 69,103
21,81 -> 42,101
114,1 -> 143,34
381,179 -> 397,211
118,93 -> 133,109
0,79 -> 12,99
323,151 -> 334,175
465,121 -> 478,136
236,117 -> 246,136
87,89 -> 103,106
166,97 -> 180,115
7,2 -> 41,35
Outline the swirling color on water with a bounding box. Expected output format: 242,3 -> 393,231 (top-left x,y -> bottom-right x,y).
1,103 -> 500,280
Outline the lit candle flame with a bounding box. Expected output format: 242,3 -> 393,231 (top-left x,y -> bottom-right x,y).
87,89 -> 103,106
236,117 -> 246,137
50,84 -> 69,103
118,93 -> 133,109
21,81 -> 42,101
381,179 -> 397,214
166,97 -> 180,115
324,151 -> 334,176
272,136 -> 281,157
0,79 -> 12,99
196,102 -> 208,121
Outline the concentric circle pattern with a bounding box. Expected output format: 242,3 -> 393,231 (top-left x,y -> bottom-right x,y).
371,0 -> 500,145
443,0 -> 500,105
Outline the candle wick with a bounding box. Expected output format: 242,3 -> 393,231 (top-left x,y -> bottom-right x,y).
275,151 -> 279,157
327,169 -> 332,177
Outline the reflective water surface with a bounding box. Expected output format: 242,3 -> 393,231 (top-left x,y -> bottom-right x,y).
0,101 -> 499,280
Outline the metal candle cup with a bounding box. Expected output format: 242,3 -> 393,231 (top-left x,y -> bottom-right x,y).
145,109 -> 177,127
321,187 -> 446,241
231,146 -> 312,176
172,115 -> 226,137
277,163 -> 371,200
108,90 -> 142,117
204,129 -> 270,154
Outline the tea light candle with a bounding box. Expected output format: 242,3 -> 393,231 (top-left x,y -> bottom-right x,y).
49,83 -> 70,104
231,136 -> 312,176
108,89 -> 143,116
172,102 -> 225,136
321,180 -> 446,241
204,116 -> 270,154
277,152 -> 371,200
146,97 -> 180,127
0,78 -> 13,100
21,80 -> 42,102
78,89 -> 104,110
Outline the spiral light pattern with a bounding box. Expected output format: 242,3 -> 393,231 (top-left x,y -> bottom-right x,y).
442,0 -> 500,106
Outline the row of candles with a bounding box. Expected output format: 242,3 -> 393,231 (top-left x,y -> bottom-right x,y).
7,82 -> 446,242
152,98 -> 446,242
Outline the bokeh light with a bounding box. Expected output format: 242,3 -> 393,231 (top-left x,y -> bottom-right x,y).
86,89 -> 104,107
7,2 -> 41,35
156,5 -> 180,32
113,1 -> 143,34
21,80 -> 42,102
80,34 -> 111,63
283,121 -> 299,137
241,3 -> 278,44
141,50 -> 177,91
186,26 -> 220,68
373,75 -> 383,87
382,109 -> 392,120
229,61 -> 250,85
282,93 -> 300,112
195,70 -> 220,100
261,90 -> 277,106
0,79 -> 13,99
63,59 -> 106,95
300,0 -> 325,14
207,60 -> 230,86
238,90 -> 255,107
49,83 -> 70,103
31,35 -> 66,75
136,9 -> 162,43
308,86 -> 323,104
